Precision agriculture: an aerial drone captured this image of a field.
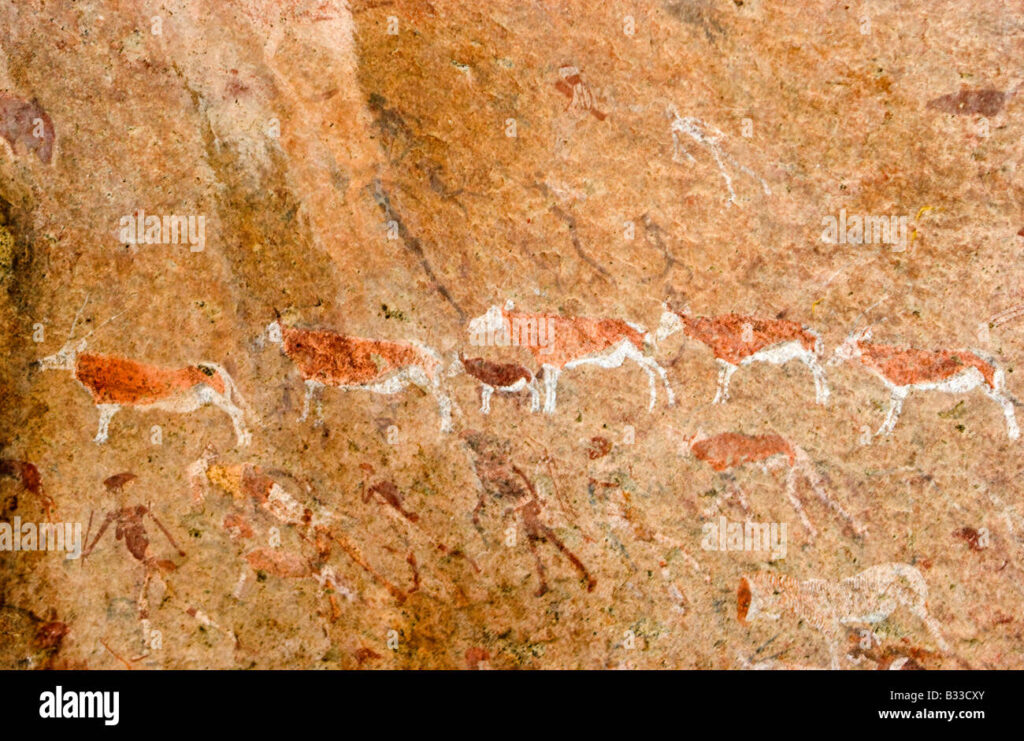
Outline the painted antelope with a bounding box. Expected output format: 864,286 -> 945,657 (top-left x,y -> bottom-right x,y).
679,430 -> 864,539
451,352 -> 539,414
737,563 -> 949,669
35,317 -> 253,446
264,318 -> 456,432
468,300 -> 674,414
656,307 -> 829,404
830,328 -> 1019,440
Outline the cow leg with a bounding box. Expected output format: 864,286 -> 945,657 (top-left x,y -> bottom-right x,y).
797,457 -> 863,537
299,380 -> 324,425
908,601 -> 949,652
712,361 -> 737,404
877,387 -> 907,437
984,387 -> 1020,440
94,404 -> 119,444
542,365 -> 560,414
824,625 -> 843,670
804,353 -> 830,404
232,566 -> 250,599
785,466 -> 817,539
622,343 -> 674,409
208,393 -> 252,447
407,366 -> 454,433
480,384 -> 494,414
527,377 -> 540,412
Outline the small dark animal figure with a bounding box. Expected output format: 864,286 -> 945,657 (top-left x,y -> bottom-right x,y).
455,353 -> 539,414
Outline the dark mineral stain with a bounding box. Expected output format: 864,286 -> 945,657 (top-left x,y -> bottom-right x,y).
663,0 -> 726,42
370,180 -> 466,321
953,526 -> 984,551
0,94 -> 55,164
926,88 -> 1007,117
586,436 -> 612,459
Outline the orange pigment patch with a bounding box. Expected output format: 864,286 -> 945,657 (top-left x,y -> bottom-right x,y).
692,432 -> 794,471
75,353 -> 225,404
505,309 -> 644,368
681,314 -> 817,365
223,512 -> 254,539
857,343 -> 995,388
245,547 -> 311,578
282,327 -> 429,385
737,578 -> 752,623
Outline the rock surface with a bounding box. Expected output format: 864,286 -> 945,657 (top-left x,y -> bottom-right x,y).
1,0 -> 1022,669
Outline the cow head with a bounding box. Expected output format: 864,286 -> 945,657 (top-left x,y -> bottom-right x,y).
36,337 -> 88,371
829,327 -> 871,366
467,300 -> 513,347
737,574 -> 787,626
654,304 -> 686,345
675,426 -> 707,458
264,319 -> 283,345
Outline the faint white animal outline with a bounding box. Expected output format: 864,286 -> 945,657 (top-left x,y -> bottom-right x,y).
738,563 -> 949,669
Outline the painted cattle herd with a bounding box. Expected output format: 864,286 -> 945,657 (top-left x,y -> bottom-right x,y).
20,294 -> 1017,668
37,300 -> 1019,444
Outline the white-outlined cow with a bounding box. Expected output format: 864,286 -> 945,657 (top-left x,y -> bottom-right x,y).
35,315 -> 253,446
468,300 -> 674,414
655,306 -> 829,404
830,327 -> 1019,440
264,318 -> 456,433
738,564 -> 949,669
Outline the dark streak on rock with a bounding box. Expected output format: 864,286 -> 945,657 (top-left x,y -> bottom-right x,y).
640,214 -> 676,282
371,180 -> 467,322
0,94 -> 55,164
663,0 -> 726,43
549,204 -> 612,281
174,64 -> 341,327
926,88 -> 1007,117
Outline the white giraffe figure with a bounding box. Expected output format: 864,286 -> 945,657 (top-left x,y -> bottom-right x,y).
656,306 -> 830,405
468,300 -> 674,414
35,301 -> 254,446
738,564 -> 949,670
830,327 -> 1019,440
